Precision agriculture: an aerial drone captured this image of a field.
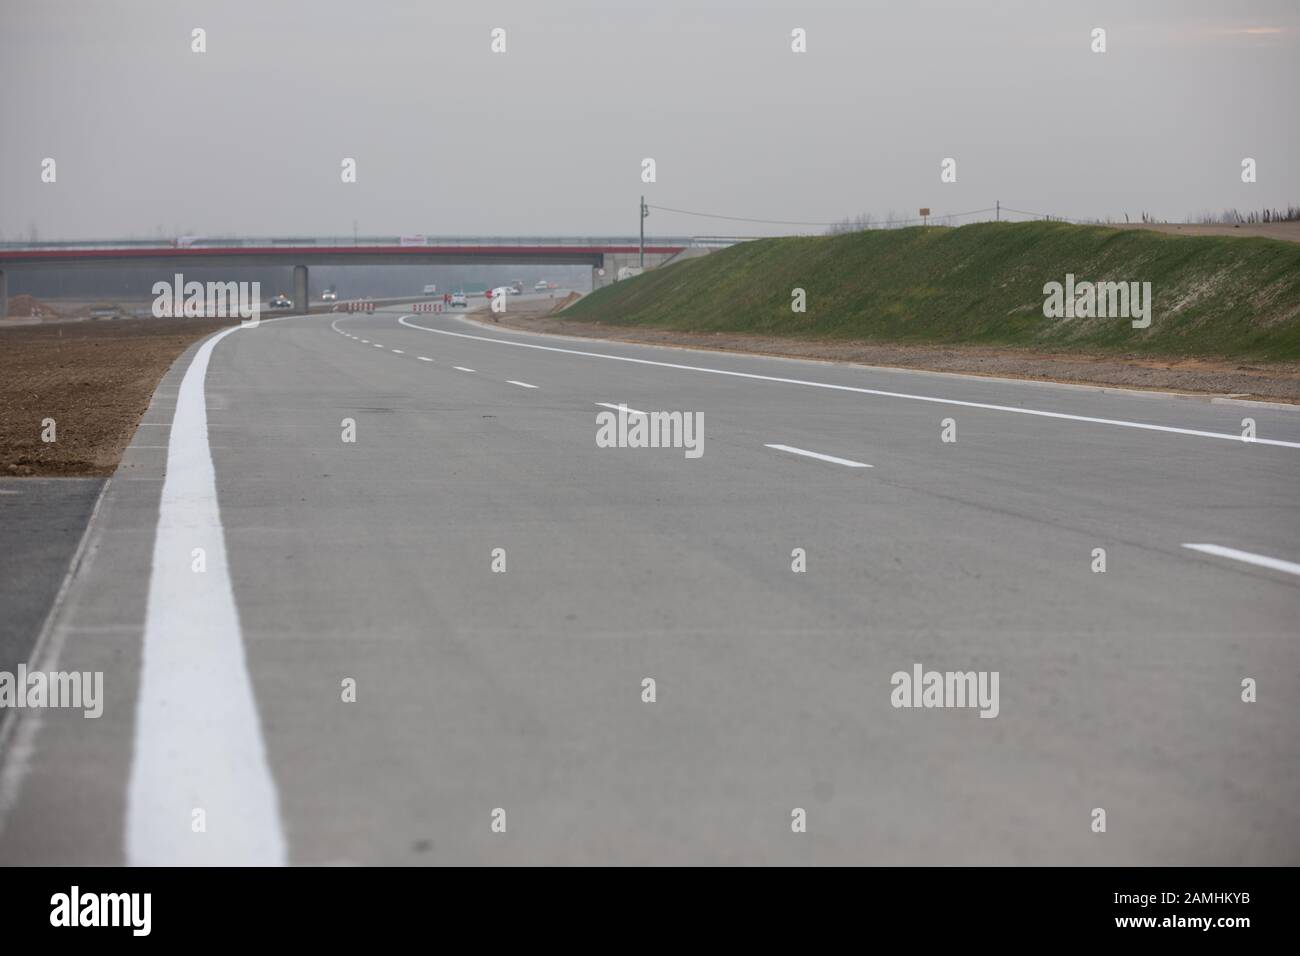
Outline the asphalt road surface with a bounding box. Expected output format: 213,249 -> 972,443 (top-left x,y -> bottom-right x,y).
2,302 -> 1297,865
0,478 -> 106,675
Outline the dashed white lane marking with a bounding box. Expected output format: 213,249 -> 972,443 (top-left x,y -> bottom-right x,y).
454,366 -> 476,373
1182,544 -> 1300,577
372,343 -> 384,349
360,339 -> 370,344
417,356 -> 433,362
397,316 -> 1300,450
765,444 -> 873,468
391,349 -> 404,354
128,325 -> 286,866
507,380 -> 538,389
595,402 -> 648,416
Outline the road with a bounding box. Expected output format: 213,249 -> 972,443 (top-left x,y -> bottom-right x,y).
1,300 -> 1298,865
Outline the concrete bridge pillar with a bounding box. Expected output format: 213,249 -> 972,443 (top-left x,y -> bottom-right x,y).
594,252 -> 655,291
0,269 -> 6,319
293,265 -> 308,314
592,254 -> 616,292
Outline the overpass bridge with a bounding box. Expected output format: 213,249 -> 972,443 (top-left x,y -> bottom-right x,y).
0,236 -> 740,316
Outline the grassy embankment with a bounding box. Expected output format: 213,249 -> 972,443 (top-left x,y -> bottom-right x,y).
565,222 -> 1300,361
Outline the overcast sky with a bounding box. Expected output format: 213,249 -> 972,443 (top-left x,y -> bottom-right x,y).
2,0 -> 1296,240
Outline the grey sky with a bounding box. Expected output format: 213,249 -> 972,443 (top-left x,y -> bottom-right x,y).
2,0 -> 1296,239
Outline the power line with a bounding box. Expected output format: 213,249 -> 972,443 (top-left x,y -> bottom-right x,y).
646,203 -> 998,228
644,204 -> 844,227
998,206 -> 1087,224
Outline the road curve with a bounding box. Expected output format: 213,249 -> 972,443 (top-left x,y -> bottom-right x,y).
1,304 -> 1297,865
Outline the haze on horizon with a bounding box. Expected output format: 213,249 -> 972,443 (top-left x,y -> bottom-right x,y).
2,0 -> 1296,241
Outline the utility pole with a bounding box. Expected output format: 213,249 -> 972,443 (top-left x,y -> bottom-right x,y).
639,195 -> 648,269
996,200 -> 1000,222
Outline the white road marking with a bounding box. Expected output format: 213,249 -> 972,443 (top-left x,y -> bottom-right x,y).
454,366 -> 476,373
372,343 -> 384,348
398,316 -> 1300,450
1182,544 -> 1300,577
765,444 -> 873,468
595,402 -> 648,416
127,325 -> 286,866
417,356 -> 433,362
360,339 -> 369,344
391,349 -> 404,354
507,380 -> 538,389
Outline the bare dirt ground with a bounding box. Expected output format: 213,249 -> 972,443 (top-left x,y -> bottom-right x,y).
486,300 -> 1300,403
3,294 -> 55,319
1,317 -> 236,476
1,294 -> 155,321
1120,221 -> 1300,242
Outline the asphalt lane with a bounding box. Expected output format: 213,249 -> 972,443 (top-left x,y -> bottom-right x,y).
1,305 -> 1296,864
0,478 -> 105,678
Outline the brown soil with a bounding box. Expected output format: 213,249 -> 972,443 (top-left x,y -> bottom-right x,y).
485,300 -> 1300,403
0,317 -> 237,476
4,294 -> 55,318
1120,221 -> 1300,242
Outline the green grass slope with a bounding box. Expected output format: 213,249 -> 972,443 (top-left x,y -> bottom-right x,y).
566,222 -> 1300,361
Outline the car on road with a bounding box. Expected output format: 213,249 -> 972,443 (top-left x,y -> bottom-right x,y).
535,280 -> 549,292
451,292 -> 467,308
269,293 -> 292,310
423,284 -> 437,296
321,288 -> 337,302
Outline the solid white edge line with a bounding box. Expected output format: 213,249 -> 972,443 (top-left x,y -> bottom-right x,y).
1181,544 -> 1300,577
127,325 -> 286,866
397,316 -> 1300,449
453,310 -> 1300,412
765,444 -> 872,468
